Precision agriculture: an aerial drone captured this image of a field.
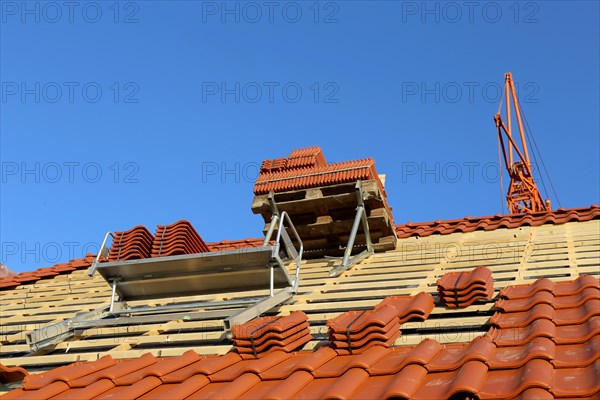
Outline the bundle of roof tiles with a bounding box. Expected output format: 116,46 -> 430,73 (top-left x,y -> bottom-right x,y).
231,311 -> 312,358
254,146 -> 383,195
327,292 -> 434,354
437,266 -> 494,308
108,226 -> 154,261
105,220 -> 209,262
152,220 -> 209,257
259,146 -> 326,174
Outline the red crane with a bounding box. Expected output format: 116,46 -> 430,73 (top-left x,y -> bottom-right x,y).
494,72 -> 552,214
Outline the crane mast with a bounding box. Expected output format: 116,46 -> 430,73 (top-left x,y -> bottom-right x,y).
494,72 -> 551,214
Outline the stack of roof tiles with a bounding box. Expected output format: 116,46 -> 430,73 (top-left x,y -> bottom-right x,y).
231,312 -> 312,358
437,266 -> 494,308
259,146 -> 326,174
327,292 -> 434,355
395,204 -> 600,238
108,226 -> 154,261
151,220 -> 209,258
254,146 -> 383,195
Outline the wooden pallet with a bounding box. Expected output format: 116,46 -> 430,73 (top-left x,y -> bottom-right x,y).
252,180 -> 397,255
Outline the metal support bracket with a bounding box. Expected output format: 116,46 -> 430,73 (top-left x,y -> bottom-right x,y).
26,306 -> 110,353
329,181 -> 374,277
88,231 -> 115,277
224,287 -> 294,332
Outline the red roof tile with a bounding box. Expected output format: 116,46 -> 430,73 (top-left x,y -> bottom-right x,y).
327,306 -> 399,334
0,278 -> 20,290
489,316 -> 600,347
396,204 -> 600,238
495,287 -> 600,312
373,292 -> 435,324
499,274 -> 600,299
491,301 -> 600,328
0,363 -> 28,384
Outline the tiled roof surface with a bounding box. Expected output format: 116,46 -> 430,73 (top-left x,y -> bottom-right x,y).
395,205 -> 600,238
1,217 -> 599,398
253,146 -> 384,195
4,275 -> 599,399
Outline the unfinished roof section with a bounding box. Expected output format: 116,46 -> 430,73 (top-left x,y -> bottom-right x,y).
1,207 -> 598,377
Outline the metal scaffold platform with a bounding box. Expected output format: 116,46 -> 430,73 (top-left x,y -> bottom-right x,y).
26,207 -> 303,353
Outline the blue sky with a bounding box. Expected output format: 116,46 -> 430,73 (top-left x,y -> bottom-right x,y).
1,1 -> 599,272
